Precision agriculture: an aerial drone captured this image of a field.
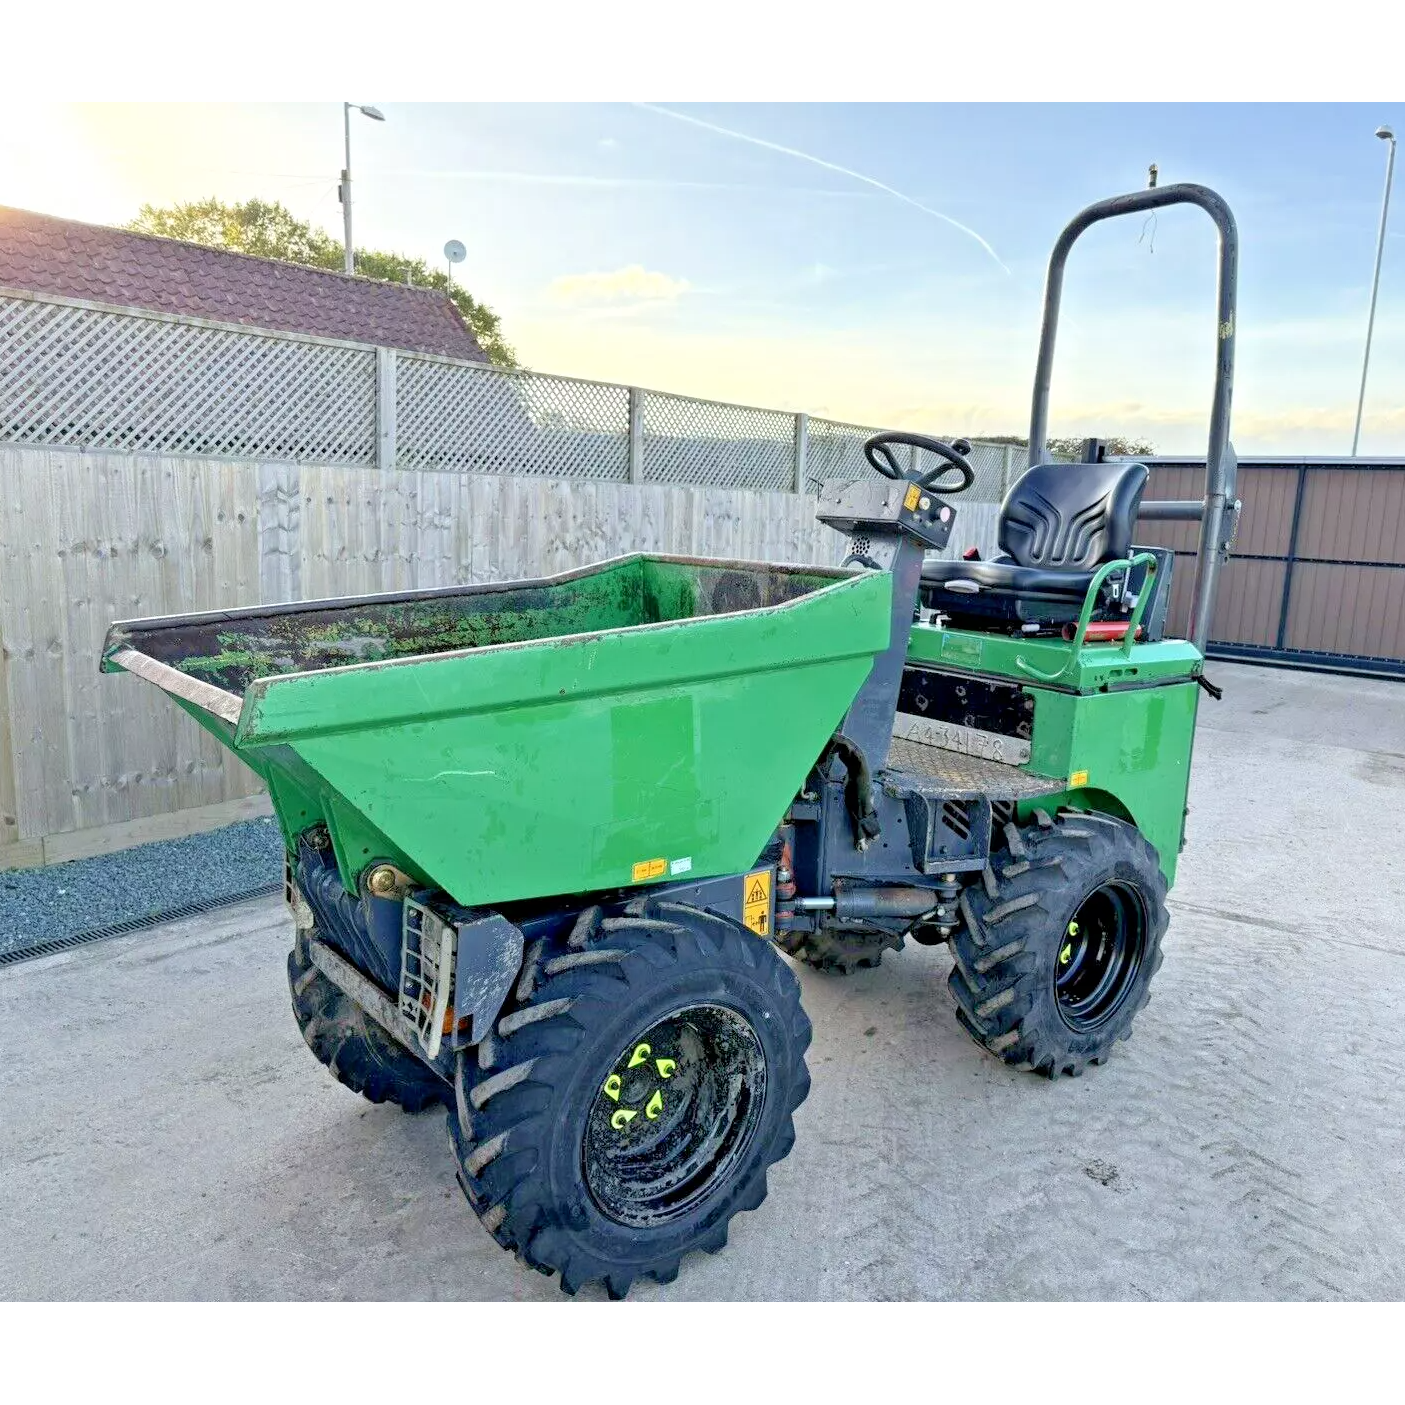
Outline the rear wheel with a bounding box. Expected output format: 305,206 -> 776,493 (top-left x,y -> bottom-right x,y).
448,900 -> 812,1297
948,812 -> 1167,1077
287,927 -> 447,1112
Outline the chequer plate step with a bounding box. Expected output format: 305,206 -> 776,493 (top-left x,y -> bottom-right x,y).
884,737 -> 1065,800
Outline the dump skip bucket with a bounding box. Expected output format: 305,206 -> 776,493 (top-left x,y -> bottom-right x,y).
103,554 -> 892,906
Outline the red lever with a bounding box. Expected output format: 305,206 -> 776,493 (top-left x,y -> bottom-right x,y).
962,546 -> 981,561
1063,621 -> 1144,643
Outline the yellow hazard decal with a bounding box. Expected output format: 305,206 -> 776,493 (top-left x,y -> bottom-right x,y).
631,857 -> 668,883
742,868 -> 772,936
903,482 -> 921,511
1068,770 -> 1089,788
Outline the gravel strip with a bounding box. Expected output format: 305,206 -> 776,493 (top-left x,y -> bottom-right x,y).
0,818 -> 284,958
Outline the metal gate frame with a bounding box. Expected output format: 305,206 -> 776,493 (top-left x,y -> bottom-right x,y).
1135,456 -> 1405,681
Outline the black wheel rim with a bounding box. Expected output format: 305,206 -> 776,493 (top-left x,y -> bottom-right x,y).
582,1004 -> 767,1229
1054,882 -> 1148,1032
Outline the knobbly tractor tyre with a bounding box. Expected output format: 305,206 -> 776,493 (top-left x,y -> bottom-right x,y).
448,900 -> 812,1297
948,811 -> 1167,1078
776,924 -> 904,974
287,927 -> 448,1112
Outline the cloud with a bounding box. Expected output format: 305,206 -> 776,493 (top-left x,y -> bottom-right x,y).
598,137 -> 619,151
545,265 -> 691,306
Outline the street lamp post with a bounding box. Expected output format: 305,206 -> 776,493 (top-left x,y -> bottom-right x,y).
1352,125 -> 1396,456
339,102 -> 386,276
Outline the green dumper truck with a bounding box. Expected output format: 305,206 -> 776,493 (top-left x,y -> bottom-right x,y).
103,183 -> 1242,1296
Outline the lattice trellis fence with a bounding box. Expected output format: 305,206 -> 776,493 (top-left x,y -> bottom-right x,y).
641,392 -> 797,491
806,417 -> 873,490
0,293 -> 377,463
0,289 -> 1029,495
806,417 -> 1019,502
396,352 -> 630,479
949,441 -> 1020,502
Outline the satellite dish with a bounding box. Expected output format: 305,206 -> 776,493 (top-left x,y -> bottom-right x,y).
444,240 -> 466,264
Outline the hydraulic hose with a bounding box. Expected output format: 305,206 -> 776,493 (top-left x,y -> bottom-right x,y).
824,734 -> 880,846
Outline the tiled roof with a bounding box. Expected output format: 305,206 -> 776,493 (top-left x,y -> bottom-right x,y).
0,205 -> 488,361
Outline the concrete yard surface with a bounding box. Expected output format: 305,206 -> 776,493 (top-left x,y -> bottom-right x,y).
2,662 -> 1403,1301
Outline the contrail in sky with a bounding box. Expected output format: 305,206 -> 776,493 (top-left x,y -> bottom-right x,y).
381,170 -> 876,198
636,103 -> 1010,274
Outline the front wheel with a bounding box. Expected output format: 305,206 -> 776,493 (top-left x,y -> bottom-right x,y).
448,900 -> 812,1297
948,812 -> 1168,1077
287,927 -> 448,1112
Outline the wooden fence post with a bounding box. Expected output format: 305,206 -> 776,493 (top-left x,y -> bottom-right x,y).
628,388 -> 645,484
376,348 -> 397,471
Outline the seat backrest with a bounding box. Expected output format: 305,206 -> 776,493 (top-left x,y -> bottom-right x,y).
998,461 -> 1149,569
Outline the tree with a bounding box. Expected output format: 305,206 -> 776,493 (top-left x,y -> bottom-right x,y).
131,197 -> 340,267
128,198 -> 519,369
1062,436 -> 1157,460
977,433 -> 1158,460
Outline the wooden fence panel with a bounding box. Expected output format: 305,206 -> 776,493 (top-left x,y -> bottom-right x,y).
0,446 -> 859,859
0,449 -> 270,857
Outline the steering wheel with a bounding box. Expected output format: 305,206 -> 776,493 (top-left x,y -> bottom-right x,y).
863,431 -> 976,495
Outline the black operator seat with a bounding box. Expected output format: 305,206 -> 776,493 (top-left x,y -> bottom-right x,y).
920,460 -> 1149,627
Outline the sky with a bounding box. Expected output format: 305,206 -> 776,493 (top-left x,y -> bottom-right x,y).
2,101 -> 1402,455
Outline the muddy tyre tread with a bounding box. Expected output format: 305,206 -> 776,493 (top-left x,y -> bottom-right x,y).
449,901 -> 811,1297
287,928 -> 447,1112
948,811 -> 1168,1078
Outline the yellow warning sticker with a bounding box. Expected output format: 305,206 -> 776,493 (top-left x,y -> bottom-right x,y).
631,857 -> 667,882
742,868 -> 772,937
903,483 -> 921,511
1068,770 -> 1089,788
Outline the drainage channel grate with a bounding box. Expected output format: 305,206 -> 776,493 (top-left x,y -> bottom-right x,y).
0,882 -> 284,969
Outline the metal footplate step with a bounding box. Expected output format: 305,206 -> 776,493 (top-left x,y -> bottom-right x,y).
885,713 -> 1064,801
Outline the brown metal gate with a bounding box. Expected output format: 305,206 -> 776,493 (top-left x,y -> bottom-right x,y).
1133,457 -> 1405,678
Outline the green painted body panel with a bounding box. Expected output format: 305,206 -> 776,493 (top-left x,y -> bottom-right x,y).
104,556 -> 892,906
903,623 -> 1203,885
905,622 -> 1204,692
1014,683 -> 1200,884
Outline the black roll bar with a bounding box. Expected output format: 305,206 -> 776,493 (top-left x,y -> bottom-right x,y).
1027,183 -> 1239,651
1138,500 -> 1209,522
